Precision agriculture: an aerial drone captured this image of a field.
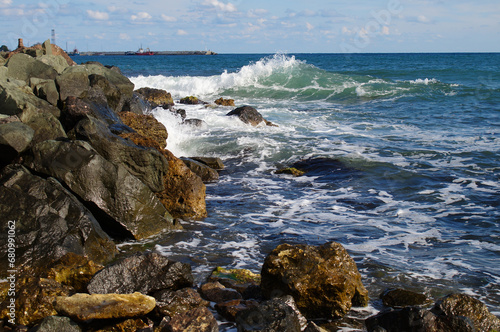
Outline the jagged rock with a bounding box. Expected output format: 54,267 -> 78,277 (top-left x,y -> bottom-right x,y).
42,39 -> 52,55
235,296 -> 302,332
154,288 -> 209,318
261,242 -> 369,319
304,322 -> 329,332
207,267 -> 261,299
122,91 -> 152,115
0,276 -> 73,326
89,74 -> 127,112
38,54 -> 70,74
215,299 -> 259,322
0,80 -> 60,118
159,307 -> 218,332
180,96 -> 206,105
192,157 -> 225,171
0,165 -> 116,276
34,316 -> 82,332
381,288 -> 432,308
135,87 -> 174,108
0,121 -> 34,153
23,111 -> 67,144
71,116 -> 168,193
431,293 -> 500,332
47,253 -> 104,293
87,252 -> 193,295
31,78 -> 59,106
181,158 -> 219,183
56,71 -> 90,101
214,97 -> 235,107
54,292 -> 156,322
26,140 -> 179,240
226,106 -> 275,127
199,281 -> 242,304
61,96 -> 121,131
171,108 -> 187,119
5,53 -> 58,83
183,118 -> 207,128
118,111 -> 168,150
365,306 -> 439,332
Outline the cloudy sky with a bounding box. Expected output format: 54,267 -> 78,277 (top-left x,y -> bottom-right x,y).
1,0 -> 499,53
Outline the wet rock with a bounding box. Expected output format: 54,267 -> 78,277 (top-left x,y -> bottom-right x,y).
87,252 -> 193,295
180,95 -> 206,105
0,276 -> 73,326
365,306 -> 437,332
226,105 -> 276,127
118,111 -> 168,150
181,157 -> 219,183
183,118 -> 207,128
47,253 -> 104,293
171,107 -> 187,119
261,242 -> 369,319
122,91 -> 152,115
235,296 -> 302,332
135,87 -> 174,108
5,53 -> 58,83
84,318 -> 151,332
304,321 -> 329,332
34,316 -> 82,332
26,140 -> 178,240
287,157 -> 360,183
89,74 -> 127,113
154,288 -> 209,318
214,97 -> 235,107
431,293 -> 500,332
61,96 -> 121,131
207,267 -> 260,299
0,165 -> 116,276
56,71 -> 90,101
54,292 -> 156,321
381,288 -> 432,308
215,299 -> 259,322
199,281 -> 242,304
72,116 -> 168,193
275,167 -> 305,177
191,157 -> 225,171
158,306 -> 218,332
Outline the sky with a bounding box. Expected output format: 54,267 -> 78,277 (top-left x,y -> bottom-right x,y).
0,0 -> 499,53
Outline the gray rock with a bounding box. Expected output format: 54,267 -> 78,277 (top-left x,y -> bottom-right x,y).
0,165 -> 117,277
38,54 -> 70,74
122,91 -> 152,115
236,296 -> 302,332
227,106 -> 276,127
154,288 -> 210,318
89,73 -> 127,112
42,39 -> 53,56
192,157 -> 225,170
365,307 -> 437,332
31,78 -> 59,106
0,80 -> 60,118
56,71 -> 90,101
0,121 -> 34,153
26,139 -> 180,240
199,281 -> 243,304
183,118 -> 207,128
72,116 -> 168,192
182,157 -> 219,183
5,53 -> 58,83
87,252 -> 193,295
34,316 -> 81,332
22,111 -> 67,144
0,66 -> 7,80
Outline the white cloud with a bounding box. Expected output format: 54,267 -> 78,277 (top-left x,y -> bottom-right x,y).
107,6 -> 127,14
381,26 -> 390,35
306,22 -> 314,31
204,0 -> 237,13
177,29 -> 188,36
131,12 -> 152,21
342,26 -> 354,35
0,0 -> 12,8
161,14 -> 177,22
87,10 -> 109,20
119,33 -> 130,40
418,15 -> 430,23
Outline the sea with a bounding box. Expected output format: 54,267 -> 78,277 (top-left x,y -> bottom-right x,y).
74,53 -> 500,324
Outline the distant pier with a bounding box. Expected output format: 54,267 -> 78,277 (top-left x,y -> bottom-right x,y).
73,50 -> 217,56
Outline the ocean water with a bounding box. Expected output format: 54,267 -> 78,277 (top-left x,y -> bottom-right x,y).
75,53 -> 500,318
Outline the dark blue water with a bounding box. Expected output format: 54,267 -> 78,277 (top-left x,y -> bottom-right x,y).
74,53 -> 500,316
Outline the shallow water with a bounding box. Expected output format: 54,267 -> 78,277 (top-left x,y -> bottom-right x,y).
77,53 -> 500,317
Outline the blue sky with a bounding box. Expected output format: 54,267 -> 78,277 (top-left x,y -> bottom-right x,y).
1,0 -> 499,53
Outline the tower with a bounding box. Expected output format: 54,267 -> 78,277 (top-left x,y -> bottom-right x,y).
51,29 -> 56,45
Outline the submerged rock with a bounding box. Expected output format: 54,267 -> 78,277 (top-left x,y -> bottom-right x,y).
54,292 -> 156,321
87,252 -> 193,295
381,288 -> 432,308
180,95 -> 206,105
275,167 -> 305,177
261,242 -> 369,319
226,105 -> 273,127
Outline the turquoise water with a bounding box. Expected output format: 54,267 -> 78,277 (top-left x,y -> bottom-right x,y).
74,53 -> 500,315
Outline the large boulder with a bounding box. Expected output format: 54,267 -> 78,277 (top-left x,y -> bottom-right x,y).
226,106 -> 276,127
381,288 -> 432,308
0,121 -> 34,152
154,288 -> 210,318
135,87 -> 174,108
5,53 -> 58,83
71,116 -> 168,193
261,242 -> 369,319
56,70 -> 90,101
54,292 -> 156,321
0,165 -> 116,276
25,139 -> 180,240
87,252 -> 193,295
38,54 -> 70,74
61,95 -> 123,131
31,78 -> 59,106
181,157 -> 219,183
89,73 -> 126,112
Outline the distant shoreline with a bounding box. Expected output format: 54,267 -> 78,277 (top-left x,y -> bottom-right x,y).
71,50 -> 217,56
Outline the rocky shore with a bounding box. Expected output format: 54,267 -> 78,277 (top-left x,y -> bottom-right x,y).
1,41 -> 499,331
